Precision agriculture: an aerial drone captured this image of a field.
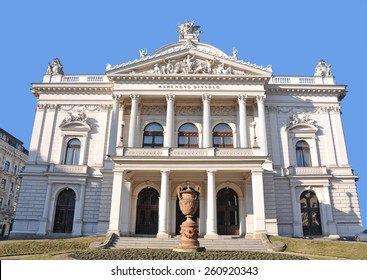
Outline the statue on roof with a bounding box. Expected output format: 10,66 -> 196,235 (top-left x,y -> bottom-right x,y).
139,48 -> 147,58
177,19 -> 202,39
314,59 -> 332,77
46,58 -> 64,75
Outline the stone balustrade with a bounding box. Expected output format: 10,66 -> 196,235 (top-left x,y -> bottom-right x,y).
122,147 -> 261,157
270,76 -> 335,85
61,75 -> 108,83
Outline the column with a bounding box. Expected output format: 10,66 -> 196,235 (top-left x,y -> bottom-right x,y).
108,171 -> 124,235
73,183 -> 86,236
251,170 -> 267,235
238,94 -> 248,148
37,183 -> 52,234
256,95 -> 268,156
164,94 -> 175,147
107,94 -> 120,156
323,184 -> 339,238
290,186 -> 303,237
128,94 -> 140,147
205,170 -> 218,239
268,106 -> 281,167
202,94 -> 212,148
28,104 -> 46,163
120,179 -> 131,236
157,170 -> 170,238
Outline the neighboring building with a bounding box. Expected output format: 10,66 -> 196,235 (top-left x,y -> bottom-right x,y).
0,128 -> 28,237
11,21 -> 362,239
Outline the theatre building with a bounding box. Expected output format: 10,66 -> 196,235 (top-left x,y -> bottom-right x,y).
10,21 -> 362,240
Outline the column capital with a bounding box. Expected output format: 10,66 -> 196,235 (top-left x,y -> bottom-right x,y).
256,95 -> 266,103
166,94 -> 176,102
113,94 -> 121,101
202,93 -> 212,102
130,93 -> 140,100
238,94 -> 248,103
207,170 -> 217,174
160,170 -> 170,175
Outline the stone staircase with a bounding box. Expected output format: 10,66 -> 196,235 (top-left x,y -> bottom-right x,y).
109,236 -> 268,252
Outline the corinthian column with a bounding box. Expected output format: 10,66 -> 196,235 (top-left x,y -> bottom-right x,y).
165,94 -> 175,147
202,94 -> 212,148
157,170 -> 170,238
238,94 -> 248,148
128,94 -> 140,147
256,95 -> 268,156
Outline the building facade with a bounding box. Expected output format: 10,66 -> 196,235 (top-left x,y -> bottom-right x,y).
11,21 -> 362,239
0,128 -> 28,237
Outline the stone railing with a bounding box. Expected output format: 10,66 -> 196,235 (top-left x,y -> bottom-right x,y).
49,164 -> 88,174
61,75 -> 109,83
287,166 -> 328,176
270,76 -> 335,85
122,147 -> 261,157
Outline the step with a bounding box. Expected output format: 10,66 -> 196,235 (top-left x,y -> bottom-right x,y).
110,237 -> 267,252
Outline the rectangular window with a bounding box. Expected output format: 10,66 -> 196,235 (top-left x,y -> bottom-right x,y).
1,179 -> 6,189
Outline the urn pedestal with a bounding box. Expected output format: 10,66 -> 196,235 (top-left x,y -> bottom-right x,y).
173,186 -> 205,252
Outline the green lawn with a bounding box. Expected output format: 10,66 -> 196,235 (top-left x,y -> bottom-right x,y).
269,236 -> 367,260
1,236 -> 366,260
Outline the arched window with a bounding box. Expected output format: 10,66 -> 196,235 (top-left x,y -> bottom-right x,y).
178,123 -> 198,148
3,161 -> 10,172
213,123 -> 233,148
296,140 -> 311,167
143,123 -> 164,148
64,138 -> 81,165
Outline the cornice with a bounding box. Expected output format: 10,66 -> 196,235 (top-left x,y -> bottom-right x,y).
109,74 -> 270,83
31,83 -> 113,95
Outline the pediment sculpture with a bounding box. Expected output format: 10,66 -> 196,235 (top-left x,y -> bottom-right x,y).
287,112 -> 317,129
60,111 -> 89,127
314,59 -> 332,77
177,19 -> 202,39
131,55 -> 246,75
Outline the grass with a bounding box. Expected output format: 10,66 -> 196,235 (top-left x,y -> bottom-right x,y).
1,236 -> 367,260
269,236 -> 367,260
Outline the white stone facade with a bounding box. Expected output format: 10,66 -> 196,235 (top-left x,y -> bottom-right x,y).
10,22 -> 362,239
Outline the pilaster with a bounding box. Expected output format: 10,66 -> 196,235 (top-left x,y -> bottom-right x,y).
202,94 -> 212,148
238,94 -> 248,148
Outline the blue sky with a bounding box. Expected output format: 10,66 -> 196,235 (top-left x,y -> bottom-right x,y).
1,0 -> 366,228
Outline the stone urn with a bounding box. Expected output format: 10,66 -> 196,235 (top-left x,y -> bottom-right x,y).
173,185 -> 205,252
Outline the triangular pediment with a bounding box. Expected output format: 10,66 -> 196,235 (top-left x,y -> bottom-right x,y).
106,41 -> 272,77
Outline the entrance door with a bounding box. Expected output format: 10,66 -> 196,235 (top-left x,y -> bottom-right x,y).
217,188 -> 239,235
300,190 -> 322,235
175,196 -> 200,235
53,189 -> 76,233
136,188 -> 159,234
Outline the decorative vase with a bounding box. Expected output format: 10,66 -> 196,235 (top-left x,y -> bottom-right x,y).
173,185 -> 205,252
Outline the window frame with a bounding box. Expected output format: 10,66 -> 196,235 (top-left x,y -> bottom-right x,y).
178,123 -> 199,148
64,138 -> 81,165
213,123 -> 233,148
143,122 -> 164,148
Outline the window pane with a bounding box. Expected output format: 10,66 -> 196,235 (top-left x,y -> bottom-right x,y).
73,148 -> 80,165
213,123 -> 232,132
179,123 -> 197,132
145,123 -> 163,132
213,137 -> 221,145
303,150 -> 311,167
179,136 -> 187,145
190,136 -> 198,144
224,137 -> 233,144
155,136 -> 163,144
144,136 -> 153,144
65,148 -> 73,165
296,150 -> 304,166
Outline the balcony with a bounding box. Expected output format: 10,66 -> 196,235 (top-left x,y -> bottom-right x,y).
287,166 -> 328,176
120,147 -> 261,157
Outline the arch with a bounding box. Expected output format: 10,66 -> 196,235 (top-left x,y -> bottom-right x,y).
213,123 -> 233,148
53,188 -> 76,233
135,187 -> 159,234
178,123 -> 199,148
300,190 -> 322,235
217,187 -> 240,235
143,122 -> 164,148
296,140 -> 311,167
64,138 -> 81,165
